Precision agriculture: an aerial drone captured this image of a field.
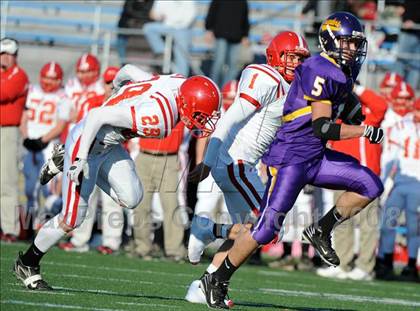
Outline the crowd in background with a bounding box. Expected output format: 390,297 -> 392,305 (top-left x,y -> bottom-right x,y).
0,0 -> 418,284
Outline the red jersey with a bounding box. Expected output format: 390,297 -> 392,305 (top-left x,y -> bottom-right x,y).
0,64 -> 29,126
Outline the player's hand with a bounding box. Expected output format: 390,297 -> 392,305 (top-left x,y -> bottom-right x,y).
363,125 -> 384,144
188,162 -> 210,184
23,138 -> 49,152
68,158 -> 89,186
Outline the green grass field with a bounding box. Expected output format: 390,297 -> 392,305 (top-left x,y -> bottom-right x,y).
1,241 -> 419,311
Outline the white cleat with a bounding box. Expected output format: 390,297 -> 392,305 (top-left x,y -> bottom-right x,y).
346,267 -> 372,281
185,280 -> 206,304
188,216 -> 216,264
316,266 -> 348,279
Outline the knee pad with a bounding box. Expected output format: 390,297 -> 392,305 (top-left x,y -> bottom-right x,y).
119,187 -> 143,209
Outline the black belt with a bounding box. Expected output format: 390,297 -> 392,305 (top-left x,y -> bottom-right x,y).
141,150 -> 177,157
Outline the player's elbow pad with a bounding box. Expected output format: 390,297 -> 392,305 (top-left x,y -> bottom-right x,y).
312,117 -> 341,140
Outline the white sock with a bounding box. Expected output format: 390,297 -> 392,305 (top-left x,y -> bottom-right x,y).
206,263 -> 217,274
34,215 -> 66,253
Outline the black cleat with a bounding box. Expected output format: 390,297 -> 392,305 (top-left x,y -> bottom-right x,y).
399,265 -> 419,283
40,144 -> 65,185
302,225 -> 340,267
200,273 -> 232,309
13,252 -> 52,290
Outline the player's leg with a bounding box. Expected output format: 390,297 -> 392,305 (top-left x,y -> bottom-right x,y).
304,149 -> 384,266
376,186 -> 403,280
61,187 -> 99,252
23,151 -> 39,220
188,173 -> 228,264
14,133 -> 99,290
99,189 -> 124,253
96,145 -> 143,210
401,183 -> 420,281
201,164 -> 306,308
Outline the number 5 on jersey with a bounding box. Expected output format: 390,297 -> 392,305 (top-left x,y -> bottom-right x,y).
311,76 -> 325,97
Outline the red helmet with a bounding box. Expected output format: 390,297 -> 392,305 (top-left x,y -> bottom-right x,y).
103,66 -> 119,84
390,81 -> 415,116
266,31 -> 310,82
380,72 -> 403,89
40,61 -> 63,92
177,76 -> 221,138
76,53 -> 100,86
221,80 -> 238,111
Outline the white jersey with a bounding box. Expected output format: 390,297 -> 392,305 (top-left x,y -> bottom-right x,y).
25,84 -> 71,139
65,77 -> 105,118
219,64 -> 289,165
385,117 -> 420,181
381,108 -> 410,171
75,74 -> 185,160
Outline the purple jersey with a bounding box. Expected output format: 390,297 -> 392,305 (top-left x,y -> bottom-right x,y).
263,53 -> 355,167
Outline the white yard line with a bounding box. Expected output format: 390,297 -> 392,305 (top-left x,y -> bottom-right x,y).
117,301 -> 181,308
9,288 -> 75,296
1,300 -> 125,311
259,288 -> 420,308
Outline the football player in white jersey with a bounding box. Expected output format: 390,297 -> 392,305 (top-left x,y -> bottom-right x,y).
13,65 -> 222,291
185,31 -> 310,304
65,53 -> 104,123
20,62 -> 71,229
377,83 -> 419,282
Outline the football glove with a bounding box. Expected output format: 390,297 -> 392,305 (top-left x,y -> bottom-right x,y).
68,158 -> 89,186
363,125 -> 384,144
23,138 -> 49,152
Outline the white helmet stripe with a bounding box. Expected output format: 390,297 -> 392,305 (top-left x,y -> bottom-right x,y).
47,62 -> 56,77
390,72 -> 396,85
297,33 -> 304,49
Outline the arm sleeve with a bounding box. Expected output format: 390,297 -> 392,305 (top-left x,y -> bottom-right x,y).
203,97 -> 257,167
77,105 -> 134,160
0,70 -> 29,103
357,88 -> 388,127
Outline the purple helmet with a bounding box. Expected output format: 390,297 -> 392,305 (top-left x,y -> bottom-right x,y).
319,12 -> 367,69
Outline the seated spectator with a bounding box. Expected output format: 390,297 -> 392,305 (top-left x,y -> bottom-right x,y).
143,1 -> 196,76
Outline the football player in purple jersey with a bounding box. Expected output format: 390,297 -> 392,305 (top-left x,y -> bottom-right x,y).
199,12 -> 385,309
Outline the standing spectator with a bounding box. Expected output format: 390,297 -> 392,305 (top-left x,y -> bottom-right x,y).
317,84 -> 388,281
0,38 -> 29,242
376,82 -> 419,282
132,122 -> 186,261
205,0 -> 250,86
143,1 -> 196,77
58,67 -> 124,255
117,0 -> 155,65
395,1 -> 420,89
20,62 -> 70,230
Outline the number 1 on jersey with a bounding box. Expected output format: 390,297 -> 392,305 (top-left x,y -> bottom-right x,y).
248,73 -> 258,89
